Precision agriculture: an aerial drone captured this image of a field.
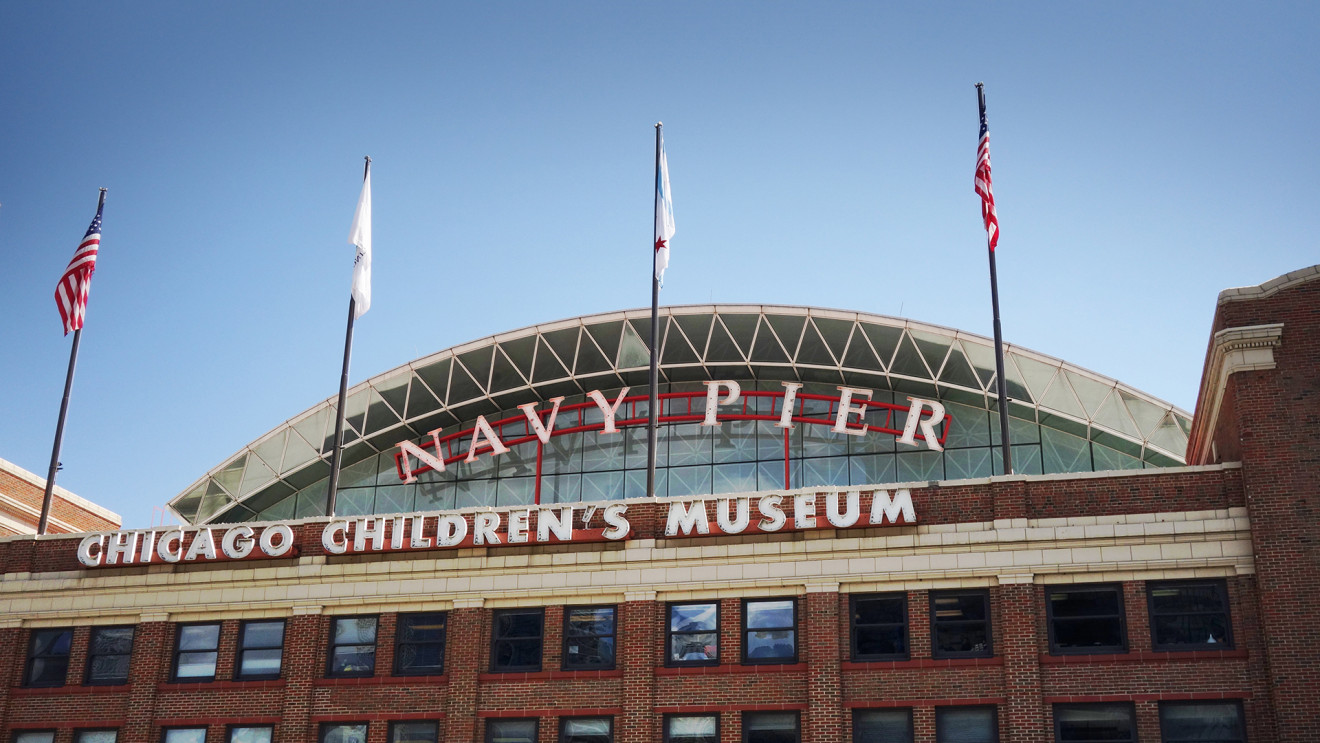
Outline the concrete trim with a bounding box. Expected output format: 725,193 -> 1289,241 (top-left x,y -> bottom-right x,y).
1188,324 -> 1284,465
1217,264 -> 1320,304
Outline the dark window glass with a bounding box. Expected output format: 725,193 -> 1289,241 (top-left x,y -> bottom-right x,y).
74,731 -> 118,743
561,717 -> 612,743
665,715 -> 718,743
327,616 -> 377,677
1148,581 -> 1233,650
173,623 -> 220,681
668,602 -> 719,666
395,612 -> 446,675
1054,704 -> 1136,742
485,719 -> 537,743
238,620 -> 284,679
25,628 -> 72,687
228,727 -> 273,743
162,729 -> 206,743
1158,702 -> 1245,743
1046,586 -> 1126,654
936,706 -> 997,743
389,721 -> 439,743
853,709 -> 913,742
86,626 -> 134,685
743,599 -> 796,663
932,591 -> 992,659
319,724 -> 368,743
13,732 -> 56,743
563,606 -> 616,670
851,594 -> 908,661
491,608 -> 544,672
743,712 -> 799,743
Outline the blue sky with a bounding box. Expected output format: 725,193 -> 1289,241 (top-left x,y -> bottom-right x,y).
2,2 -> 1315,528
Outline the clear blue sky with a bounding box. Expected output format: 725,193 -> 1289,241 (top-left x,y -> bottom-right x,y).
2,2 -> 1315,529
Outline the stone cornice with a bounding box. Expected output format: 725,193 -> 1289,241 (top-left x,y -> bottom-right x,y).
1217,264 -> 1320,305
1188,324 -> 1284,465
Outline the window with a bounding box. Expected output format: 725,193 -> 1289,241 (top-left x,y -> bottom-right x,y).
12,732 -> 56,743
395,612 -> 446,675
1053,704 -> 1136,742
853,709 -> 913,743
24,628 -> 72,687
86,626 -> 134,685
563,606 -> 616,670
936,706 -> 997,743
228,728 -> 273,743
327,616 -> 378,677
932,590 -> 992,659
485,719 -> 537,743
1148,581 -> 1233,650
742,712 -> 799,743
1046,585 -> 1126,654
74,732 -> 118,743
743,598 -> 796,663
667,602 -> 719,666
173,623 -> 220,681
389,722 -> 439,743
850,594 -> 908,661
162,729 -> 206,743
490,608 -> 544,672
320,724 -> 368,743
237,620 -> 284,679
1158,701 -> 1245,743
665,715 -> 717,743
560,717 -> 612,743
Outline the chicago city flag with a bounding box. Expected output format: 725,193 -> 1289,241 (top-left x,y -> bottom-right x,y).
654,133 -> 675,283
55,197 -> 104,334
348,165 -> 372,318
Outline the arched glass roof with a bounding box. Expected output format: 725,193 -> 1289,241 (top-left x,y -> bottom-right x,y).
169,306 -> 1192,525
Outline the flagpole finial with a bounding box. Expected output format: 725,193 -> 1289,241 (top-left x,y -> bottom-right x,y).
364,155 -> 371,163
655,121 -> 662,128
975,81 -> 984,89
98,187 -> 107,192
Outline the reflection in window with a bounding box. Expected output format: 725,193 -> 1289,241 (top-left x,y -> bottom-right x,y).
1053,704 -> 1135,742
485,719 -> 537,743
668,602 -> 718,666
86,626 -> 133,685
853,709 -> 913,743
1047,586 -> 1126,654
74,732 -> 118,743
936,706 -> 997,742
1148,581 -> 1232,650
389,721 -> 439,743
851,594 -> 908,661
229,727 -> 274,743
665,715 -> 717,743
743,712 -> 799,743
173,623 -> 220,681
327,616 -> 377,677
25,628 -> 72,687
1158,702 -> 1245,743
491,608 -> 544,672
932,591 -> 992,659
395,612 -> 446,675
560,717 -> 612,743
320,724 -> 368,743
564,606 -> 615,670
743,599 -> 796,663
162,730 -> 206,743
238,620 -> 284,679
13,733 -> 56,743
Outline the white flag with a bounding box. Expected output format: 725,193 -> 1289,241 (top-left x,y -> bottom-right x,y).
654,132 -> 675,283
348,165 -> 372,318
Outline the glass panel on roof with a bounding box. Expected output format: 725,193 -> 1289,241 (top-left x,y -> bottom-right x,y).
721,313 -> 758,356
849,453 -> 896,485
338,456 -> 378,489
339,388 -> 370,445
987,414 -> 1041,445
531,335 -> 573,383
858,324 -> 902,372
1090,390 -> 1142,438
1144,450 -> 1181,467
674,314 -> 713,356
1041,427 -> 1092,474
416,480 -> 455,511
705,317 -> 744,363
577,324 -> 617,375
841,326 -> 881,371
959,340 -> 999,390
890,377 -> 938,399
946,448 -> 992,480
414,358 -> 452,404
457,347 -> 493,392
499,335 -> 537,381
813,317 -> 854,364
661,317 -> 702,365
258,493 -> 297,521
405,375 -> 441,420
618,322 -> 651,369
542,327 -> 579,370
1063,370 -> 1113,417
765,315 -> 806,359
887,331 -> 932,379
197,480 -> 233,521
1037,375 -> 1087,420
237,456 -> 277,497
1011,354 -> 1058,404
337,488 -> 375,516
489,347 -> 528,392
1000,355 -> 1033,404
1092,441 -> 1144,471
278,428 -> 322,474
362,387 -> 403,438
375,484 -> 416,514
896,451 -> 942,482
213,454 -> 247,496
993,444 -> 1042,475
796,319 -> 837,365
1120,391 -> 1168,438
1146,413 -> 1189,457
173,483 -> 206,522
374,373 -> 409,417
910,330 -> 954,380
446,360 -> 485,404
943,402 -> 992,448
938,347 -> 983,391
252,431 -> 288,472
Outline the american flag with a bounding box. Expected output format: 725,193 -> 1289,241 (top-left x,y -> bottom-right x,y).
975,99 -> 999,251
55,196 -> 104,335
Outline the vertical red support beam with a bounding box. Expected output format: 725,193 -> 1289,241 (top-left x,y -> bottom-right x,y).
804,586 -> 843,743
618,593 -> 657,743
998,580 -> 1046,743
445,600 -> 485,743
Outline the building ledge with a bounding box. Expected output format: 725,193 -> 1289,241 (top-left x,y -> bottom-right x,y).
1040,649 -> 1247,664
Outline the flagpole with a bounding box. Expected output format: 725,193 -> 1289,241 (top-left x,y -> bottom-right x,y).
326,157 -> 370,516
39,188 -> 106,535
977,83 -> 1014,475
646,123 -> 662,498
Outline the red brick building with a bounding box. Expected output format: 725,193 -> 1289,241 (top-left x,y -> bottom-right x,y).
0,458 -> 120,537
1,266 -> 1316,743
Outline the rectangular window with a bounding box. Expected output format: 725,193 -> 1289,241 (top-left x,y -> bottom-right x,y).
395,612 -> 446,676
490,608 -> 544,672
320,724 -> 368,743
13,732 -> 57,743
853,709 -> 913,743
173,623 -> 220,681
162,729 -> 206,743
485,719 -> 537,743
1158,701 -> 1245,743
327,616 -> 378,677
1046,585 -> 1126,654
237,620 -> 284,679
850,594 -> 908,661
24,628 -> 72,687
389,722 -> 439,743
560,717 -> 612,743
743,712 -> 799,743
743,598 -> 797,664
1148,581 -> 1233,650
932,590 -> 992,659
665,715 -> 718,743
74,731 -> 118,743
563,606 -> 616,670
668,602 -> 719,666
86,626 -> 134,685
936,706 -> 997,743
1053,704 -> 1136,742
228,728 -> 273,743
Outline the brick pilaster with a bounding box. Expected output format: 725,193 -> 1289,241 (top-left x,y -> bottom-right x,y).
618,594 -> 656,743
804,586 -> 841,743
278,609 -> 323,743
998,579 -> 1044,743
444,601 -> 484,743
123,616 -> 171,742
0,624 -> 20,727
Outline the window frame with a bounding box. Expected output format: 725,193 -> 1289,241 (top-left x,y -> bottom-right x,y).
318,722 -> 369,743
562,605 -> 617,671
559,716 -> 614,743
1147,580 -> 1234,651
741,710 -> 800,743
662,713 -> 720,743
236,619 -> 285,681
489,607 -> 545,673
1052,703 -> 1137,743
935,705 -> 999,743
852,708 -> 914,743
1157,700 -> 1246,743
160,728 -> 208,743
930,589 -> 993,660
11,730 -> 58,743
741,597 -> 798,665
387,721 -> 440,743
73,730 -> 119,743
85,625 -> 135,686
226,725 -> 275,743
393,611 -> 447,676
1045,584 -> 1128,655
172,622 -> 222,683
849,593 -> 910,662
483,718 -> 538,743
326,615 -> 378,679
666,601 -> 721,668
24,627 -> 73,688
